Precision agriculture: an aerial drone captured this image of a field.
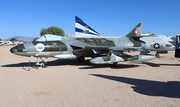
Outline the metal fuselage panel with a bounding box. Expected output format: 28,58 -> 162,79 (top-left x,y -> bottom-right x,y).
11,40 -> 70,57
72,37 -> 145,48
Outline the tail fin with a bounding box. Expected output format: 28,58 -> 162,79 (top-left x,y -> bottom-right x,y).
175,34 -> 180,58
126,23 -> 143,38
75,16 -> 102,37
123,23 -> 144,47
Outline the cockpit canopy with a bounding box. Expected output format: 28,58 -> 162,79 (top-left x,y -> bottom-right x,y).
35,34 -> 62,41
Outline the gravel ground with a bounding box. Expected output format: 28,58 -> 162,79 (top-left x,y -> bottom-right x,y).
0,46 -> 180,107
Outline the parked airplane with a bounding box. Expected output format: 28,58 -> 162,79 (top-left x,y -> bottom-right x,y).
4,41 -> 13,45
174,34 -> 180,58
10,21 -> 156,68
0,40 -> 4,45
75,16 -> 175,58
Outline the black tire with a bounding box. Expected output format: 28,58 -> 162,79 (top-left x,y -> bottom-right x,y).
155,53 -> 160,58
78,56 -> 85,62
109,62 -> 118,68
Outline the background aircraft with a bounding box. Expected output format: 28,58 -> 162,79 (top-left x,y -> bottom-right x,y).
4,41 -> 13,45
75,16 -> 175,58
174,34 -> 180,58
10,21 -> 156,68
0,40 -> 5,46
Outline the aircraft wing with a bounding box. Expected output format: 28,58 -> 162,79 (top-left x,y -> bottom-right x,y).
70,42 -> 140,56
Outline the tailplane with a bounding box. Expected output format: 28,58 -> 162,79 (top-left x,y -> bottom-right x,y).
75,16 -> 102,37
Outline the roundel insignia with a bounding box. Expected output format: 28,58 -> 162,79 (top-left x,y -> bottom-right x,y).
153,43 -> 160,49
134,29 -> 138,35
36,43 -> 45,52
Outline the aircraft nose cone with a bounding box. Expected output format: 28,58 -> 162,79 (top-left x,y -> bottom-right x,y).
169,45 -> 175,51
10,44 -> 24,53
10,47 -> 14,53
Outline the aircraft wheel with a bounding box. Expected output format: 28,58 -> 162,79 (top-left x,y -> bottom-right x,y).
155,53 -> 160,58
109,62 -> 117,68
39,61 -> 47,68
78,56 -> 85,62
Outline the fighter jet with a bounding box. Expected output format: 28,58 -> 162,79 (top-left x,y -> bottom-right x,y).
140,35 -> 175,57
174,34 -> 180,58
10,19 -> 156,68
75,16 -> 175,58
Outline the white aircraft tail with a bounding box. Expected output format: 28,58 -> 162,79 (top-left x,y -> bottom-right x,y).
75,16 -> 102,37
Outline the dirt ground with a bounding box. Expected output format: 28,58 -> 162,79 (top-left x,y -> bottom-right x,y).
0,46 -> 180,107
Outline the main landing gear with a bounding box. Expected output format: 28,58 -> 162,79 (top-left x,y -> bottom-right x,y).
155,52 -> 160,58
140,50 -> 160,58
36,57 -> 47,68
78,56 -> 85,62
109,62 -> 118,68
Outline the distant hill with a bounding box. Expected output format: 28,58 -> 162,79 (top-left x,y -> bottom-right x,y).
5,36 -> 35,42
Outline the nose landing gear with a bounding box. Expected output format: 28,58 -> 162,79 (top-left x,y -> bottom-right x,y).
36,57 -> 47,68
155,52 -> 160,58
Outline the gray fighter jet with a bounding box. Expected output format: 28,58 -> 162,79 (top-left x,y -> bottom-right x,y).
10,18 -> 157,68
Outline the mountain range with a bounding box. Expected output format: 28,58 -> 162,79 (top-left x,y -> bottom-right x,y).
4,36 -> 35,42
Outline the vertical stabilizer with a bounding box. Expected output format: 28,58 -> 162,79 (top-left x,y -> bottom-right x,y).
123,23 -> 144,47
75,16 -> 102,37
126,23 -> 142,38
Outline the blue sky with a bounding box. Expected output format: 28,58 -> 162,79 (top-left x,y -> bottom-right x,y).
0,0 -> 180,39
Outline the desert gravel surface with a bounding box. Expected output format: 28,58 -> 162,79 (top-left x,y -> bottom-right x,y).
0,46 -> 180,107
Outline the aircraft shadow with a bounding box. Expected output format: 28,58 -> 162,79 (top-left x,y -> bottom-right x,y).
79,64 -> 139,69
46,59 -> 140,69
91,74 -> 180,98
1,59 -> 139,69
1,62 -> 34,67
47,59 -> 91,66
2,59 -> 179,69
1,59 -> 90,68
142,62 -> 180,67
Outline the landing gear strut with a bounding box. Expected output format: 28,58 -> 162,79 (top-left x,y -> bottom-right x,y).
36,57 -> 47,68
109,62 -> 118,68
